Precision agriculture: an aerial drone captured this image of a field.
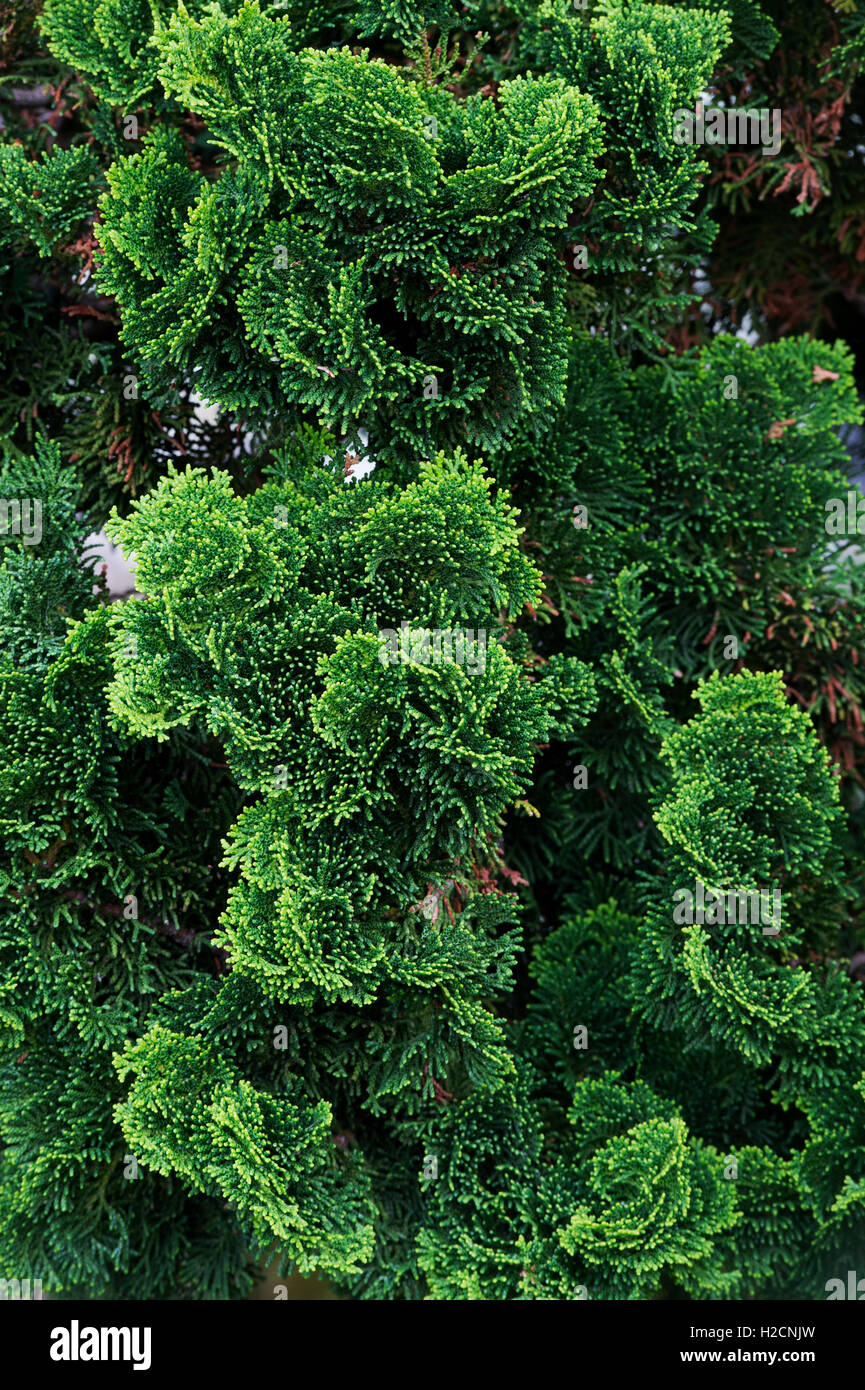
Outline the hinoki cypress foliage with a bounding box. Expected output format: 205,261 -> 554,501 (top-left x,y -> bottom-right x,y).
93,4 -> 602,454
0,0 -> 863,1303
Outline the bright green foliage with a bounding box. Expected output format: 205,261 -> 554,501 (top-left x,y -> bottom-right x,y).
39,0 -> 303,108
113,1023 -> 376,1274
543,1074 -> 737,1301
104,447 -> 593,1057
418,1068 -> 738,1299
95,3 -> 602,454
39,0 -> 181,107
38,0 -> 482,107
519,0 -> 732,355
632,670 -> 863,1085
82,442 -> 595,1291
3,0 -> 865,1306
643,665 -> 865,1288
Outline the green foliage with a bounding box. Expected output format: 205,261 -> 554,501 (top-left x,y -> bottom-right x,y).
0,1042 -> 254,1298
95,4 -> 602,454
0,144 -> 102,256
697,0 -> 865,338
519,0 -> 732,356
39,0 -> 300,108
2,0 -> 864,1306
0,29 -> 253,519
103,450 -> 592,1073
0,441 -> 254,1295
417,1067 -> 738,1299
633,670 -> 862,1081
113,1023 -> 376,1276
504,330 -> 861,898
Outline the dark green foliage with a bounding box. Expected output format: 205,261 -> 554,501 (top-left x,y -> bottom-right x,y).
0,441 -> 254,1295
0,144 -> 102,255
1,0 -> 864,1305
519,900 -> 637,1091
0,39 -> 256,517
0,1042 -> 254,1299
697,0 -> 865,338
503,330 -> 862,901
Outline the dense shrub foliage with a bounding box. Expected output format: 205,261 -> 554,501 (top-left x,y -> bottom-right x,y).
0,0 -> 863,1299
